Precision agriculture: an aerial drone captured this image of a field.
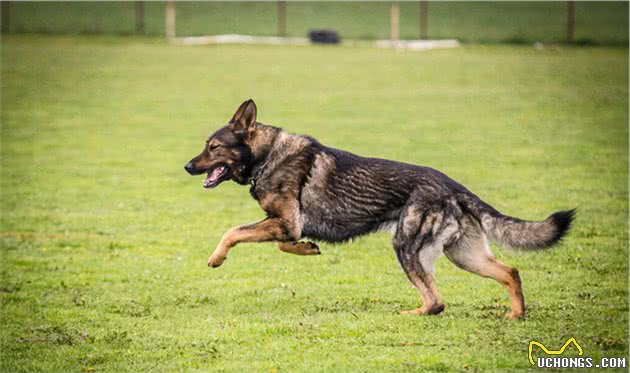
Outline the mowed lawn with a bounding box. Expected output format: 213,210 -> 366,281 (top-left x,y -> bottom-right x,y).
1,36 -> 628,372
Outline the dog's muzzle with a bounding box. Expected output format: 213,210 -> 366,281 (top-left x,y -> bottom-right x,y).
184,161 -> 199,175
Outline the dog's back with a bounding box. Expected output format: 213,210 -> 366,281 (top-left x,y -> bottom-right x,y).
296,138 -> 574,251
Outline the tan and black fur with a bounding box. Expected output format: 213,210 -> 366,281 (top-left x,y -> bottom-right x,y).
185,99 -> 575,319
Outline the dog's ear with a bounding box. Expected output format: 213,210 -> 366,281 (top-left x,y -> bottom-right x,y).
229,99 -> 257,136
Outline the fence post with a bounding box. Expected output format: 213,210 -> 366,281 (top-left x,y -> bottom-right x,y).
277,1 -> 286,37
567,1 -> 574,44
419,0 -> 428,40
390,1 -> 399,45
135,1 -> 144,34
166,0 -> 175,40
1,1 -> 10,34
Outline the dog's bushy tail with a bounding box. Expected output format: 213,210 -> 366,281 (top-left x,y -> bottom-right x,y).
458,192 -> 576,250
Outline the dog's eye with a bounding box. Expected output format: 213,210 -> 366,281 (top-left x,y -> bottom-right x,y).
209,144 -> 221,151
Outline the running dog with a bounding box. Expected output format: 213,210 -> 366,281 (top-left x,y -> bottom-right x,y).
184,99 -> 575,319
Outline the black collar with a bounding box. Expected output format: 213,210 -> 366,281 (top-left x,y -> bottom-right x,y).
249,159 -> 269,188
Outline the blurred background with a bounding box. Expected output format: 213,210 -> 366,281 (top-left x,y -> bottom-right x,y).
1,1 -> 628,45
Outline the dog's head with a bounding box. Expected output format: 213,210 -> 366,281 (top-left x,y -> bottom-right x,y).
184,99 -> 258,189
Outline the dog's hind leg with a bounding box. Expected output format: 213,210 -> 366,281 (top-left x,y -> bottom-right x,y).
444,216 -> 525,319
394,203 -> 459,316
278,241 -> 321,256
397,244 -> 445,316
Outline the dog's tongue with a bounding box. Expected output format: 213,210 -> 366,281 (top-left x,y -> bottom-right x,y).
204,166 -> 225,188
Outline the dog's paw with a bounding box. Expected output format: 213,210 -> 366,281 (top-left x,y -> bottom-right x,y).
279,241 -> 321,256
506,311 -> 525,320
207,255 -> 227,268
302,241 -> 321,255
400,308 -> 424,315
400,304 -> 445,316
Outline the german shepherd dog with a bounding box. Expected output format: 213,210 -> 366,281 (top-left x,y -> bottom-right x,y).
185,99 -> 575,319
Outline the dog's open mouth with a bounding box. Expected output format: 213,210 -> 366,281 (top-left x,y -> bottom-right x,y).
203,165 -> 230,189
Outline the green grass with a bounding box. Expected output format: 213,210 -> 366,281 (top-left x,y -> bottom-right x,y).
5,1 -> 629,45
1,35 -> 628,372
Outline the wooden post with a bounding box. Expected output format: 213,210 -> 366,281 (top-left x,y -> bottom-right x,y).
135,1 -> 144,34
277,1 -> 286,37
419,0 -> 428,40
1,1 -> 10,34
390,1 -> 399,45
166,0 -> 175,40
567,1 -> 574,44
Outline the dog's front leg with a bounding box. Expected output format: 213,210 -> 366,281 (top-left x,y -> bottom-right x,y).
208,218 -> 298,268
278,241 -> 320,256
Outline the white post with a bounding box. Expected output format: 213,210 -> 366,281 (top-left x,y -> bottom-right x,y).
420,0 -> 428,40
390,2 -> 399,46
166,0 -> 176,40
278,0 -> 286,37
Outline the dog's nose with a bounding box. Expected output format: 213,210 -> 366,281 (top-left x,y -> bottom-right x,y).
184,162 -> 194,174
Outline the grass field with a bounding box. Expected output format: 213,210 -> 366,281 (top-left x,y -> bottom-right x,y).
5,1 -> 629,45
1,35 -> 628,372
